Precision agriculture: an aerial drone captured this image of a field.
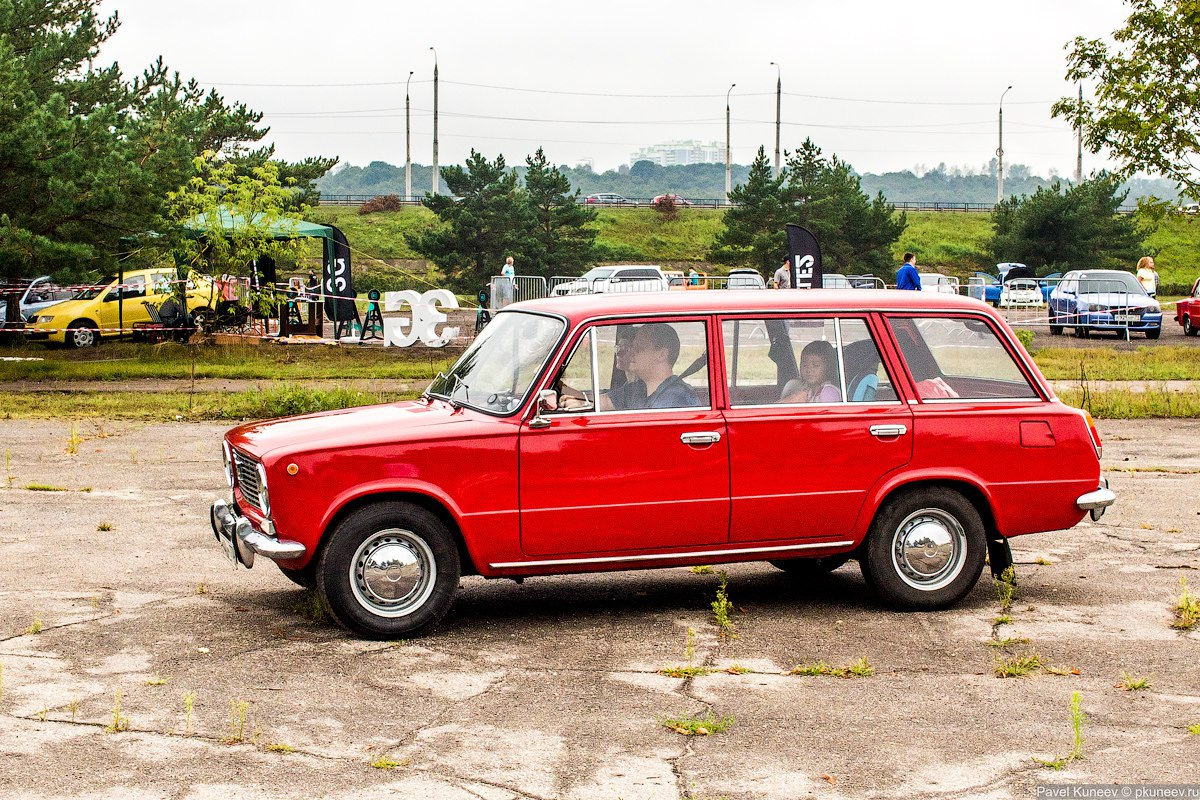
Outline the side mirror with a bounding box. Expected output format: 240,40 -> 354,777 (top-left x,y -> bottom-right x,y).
528,389 -> 557,429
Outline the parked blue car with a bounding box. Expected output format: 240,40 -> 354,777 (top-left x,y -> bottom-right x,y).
975,264 -> 1063,306
1048,269 -> 1163,339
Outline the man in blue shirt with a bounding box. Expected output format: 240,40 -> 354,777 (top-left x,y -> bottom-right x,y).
625,324 -> 699,409
896,252 -> 922,291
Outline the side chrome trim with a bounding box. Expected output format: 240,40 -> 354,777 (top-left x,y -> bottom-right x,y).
489,540 -> 856,570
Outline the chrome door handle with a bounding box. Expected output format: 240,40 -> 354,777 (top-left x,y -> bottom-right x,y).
680,431 -> 722,445
869,424 -> 908,437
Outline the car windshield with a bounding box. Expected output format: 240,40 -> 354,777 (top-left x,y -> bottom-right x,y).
73,276 -> 116,301
426,311 -> 564,415
1078,273 -> 1144,295
580,268 -> 615,281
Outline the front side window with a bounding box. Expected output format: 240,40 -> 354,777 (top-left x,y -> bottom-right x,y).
723,317 -> 896,407
427,311 -> 564,414
888,317 -> 1037,400
554,320 -> 709,412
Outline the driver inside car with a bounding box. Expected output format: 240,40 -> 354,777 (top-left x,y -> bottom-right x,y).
558,323 -> 697,411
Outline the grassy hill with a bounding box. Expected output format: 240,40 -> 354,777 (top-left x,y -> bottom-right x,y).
310,205 -> 1200,289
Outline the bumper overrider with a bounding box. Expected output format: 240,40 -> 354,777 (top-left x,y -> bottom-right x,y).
1076,477 -> 1116,522
210,498 -> 305,568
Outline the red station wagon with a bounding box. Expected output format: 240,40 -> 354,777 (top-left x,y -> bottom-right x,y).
1175,277 -> 1200,336
211,290 -> 1115,638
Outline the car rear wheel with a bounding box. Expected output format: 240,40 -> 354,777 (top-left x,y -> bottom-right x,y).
317,501 -> 460,639
770,554 -> 851,579
65,320 -> 98,348
860,487 -> 987,610
1185,316 -> 1198,337
1048,310 -> 1063,336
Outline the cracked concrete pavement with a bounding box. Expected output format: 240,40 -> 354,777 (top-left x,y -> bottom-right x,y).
0,417 -> 1197,799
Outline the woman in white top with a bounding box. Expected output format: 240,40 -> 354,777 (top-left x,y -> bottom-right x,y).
1136,256 -> 1159,296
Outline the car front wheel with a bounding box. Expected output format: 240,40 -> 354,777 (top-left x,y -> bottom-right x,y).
1146,327 -> 1161,340
860,487 -> 986,610
66,320 -> 98,348
317,501 -> 461,638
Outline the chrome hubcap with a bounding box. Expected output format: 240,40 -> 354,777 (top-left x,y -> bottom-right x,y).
891,508 -> 966,591
349,529 -> 435,618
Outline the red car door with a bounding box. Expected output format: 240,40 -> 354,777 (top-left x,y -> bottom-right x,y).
720,315 -> 914,543
518,318 -> 730,557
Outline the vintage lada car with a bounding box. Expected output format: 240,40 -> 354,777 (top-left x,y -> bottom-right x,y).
211,289 -> 1114,638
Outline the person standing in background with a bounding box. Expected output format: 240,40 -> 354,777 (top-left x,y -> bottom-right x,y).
773,260 -> 791,289
501,256 -> 516,279
896,253 -> 922,290
1136,256 -> 1159,296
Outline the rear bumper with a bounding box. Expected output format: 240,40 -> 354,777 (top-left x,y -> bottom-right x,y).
210,498 -> 305,568
1076,477 -> 1115,521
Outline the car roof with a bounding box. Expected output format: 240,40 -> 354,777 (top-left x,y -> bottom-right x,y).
509,288 -> 994,324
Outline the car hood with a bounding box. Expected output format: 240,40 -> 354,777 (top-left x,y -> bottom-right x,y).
26,298 -> 94,323
1078,292 -> 1158,309
227,398 -> 495,461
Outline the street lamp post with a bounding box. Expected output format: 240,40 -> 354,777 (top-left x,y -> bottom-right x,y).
997,85 -> 1012,205
769,62 -> 781,178
430,47 -> 439,196
725,83 -> 736,204
405,70 -> 414,201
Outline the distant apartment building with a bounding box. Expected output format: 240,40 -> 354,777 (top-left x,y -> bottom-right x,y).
629,140 -> 723,166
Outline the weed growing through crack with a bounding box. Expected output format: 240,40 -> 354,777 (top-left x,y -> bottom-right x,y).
1171,577 -> 1200,631
195,582 -> 208,595
264,742 -> 296,754
25,484 -> 66,492
689,565 -> 713,575
4,448 -> 12,489
144,675 -> 170,687
1188,724 -> 1200,735
658,665 -> 715,678
994,653 -> 1043,678
1035,556 -> 1054,566
78,486 -> 92,493
97,521 -> 113,532
292,589 -> 325,621
128,448 -> 138,464
37,704 -> 47,721
66,422 -> 82,455
104,690 -> 128,733
1034,691 -> 1085,769
994,566 -> 1017,614
182,691 -> 196,736
986,637 -> 1031,648
789,658 -> 874,678
25,617 -> 43,635
228,698 -> 250,743
68,695 -> 78,722
660,711 -> 735,736
1116,671 -> 1152,691
683,627 -> 696,663
711,572 -> 735,638
371,755 -> 410,769
994,614 -> 1013,626
724,664 -> 751,674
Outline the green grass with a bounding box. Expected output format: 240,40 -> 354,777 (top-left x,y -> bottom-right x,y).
660,711 -> 735,736
894,211 -> 996,273
788,658 -> 874,678
592,208 -> 726,263
994,653 -> 1043,678
1141,215 -> 1200,288
25,483 -> 67,492
1116,671 -> 1152,691
308,206 -> 434,261
1057,387 -> 1200,419
1034,690 -> 1085,770
1172,577 -> 1199,631
0,342 -> 454,383
658,665 -> 715,678
1034,346 -> 1200,381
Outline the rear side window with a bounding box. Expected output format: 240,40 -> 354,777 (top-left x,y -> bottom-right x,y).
888,317 -> 1037,400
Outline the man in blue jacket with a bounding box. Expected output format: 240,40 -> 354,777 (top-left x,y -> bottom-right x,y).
896,253 -> 922,290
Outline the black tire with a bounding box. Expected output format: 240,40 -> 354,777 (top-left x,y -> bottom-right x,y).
278,561 -> 318,589
1145,327 -> 1161,340
316,501 -> 460,639
65,320 -> 98,349
1184,315 -> 1198,337
770,554 -> 851,578
191,309 -> 211,333
1076,324 -> 1089,339
1048,313 -> 1063,336
859,487 -> 987,610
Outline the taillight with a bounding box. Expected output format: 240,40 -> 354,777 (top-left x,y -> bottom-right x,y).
1083,410 -> 1103,459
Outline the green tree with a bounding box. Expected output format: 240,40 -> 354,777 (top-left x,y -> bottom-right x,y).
708,147 -> 789,272
0,0 -> 334,282
522,147 -> 596,279
783,139 -> 906,273
1052,0 -> 1200,200
990,174 -> 1145,271
407,150 -> 531,292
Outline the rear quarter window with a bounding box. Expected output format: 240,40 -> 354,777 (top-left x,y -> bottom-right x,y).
888,316 -> 1038,400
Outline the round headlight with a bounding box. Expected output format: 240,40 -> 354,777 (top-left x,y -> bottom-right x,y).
256,462 -> 271,516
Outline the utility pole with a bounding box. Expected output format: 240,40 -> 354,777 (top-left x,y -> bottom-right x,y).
770,62 -> 781,178
1074,84 -> 1083,184
725,83 -> 736,204
997,85 -> 1012,205
405,70 -> 414,201
430,47 -> 439,196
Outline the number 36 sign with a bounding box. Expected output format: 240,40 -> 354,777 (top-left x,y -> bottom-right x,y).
382,290 -> 461,348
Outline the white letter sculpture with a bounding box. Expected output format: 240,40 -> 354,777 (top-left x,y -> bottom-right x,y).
382,290 -> 460,348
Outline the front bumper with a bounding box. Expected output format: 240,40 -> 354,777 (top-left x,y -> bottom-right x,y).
1076,477 -> 1115,521
1078,312 -> 1163,332
210,498 -> 305,568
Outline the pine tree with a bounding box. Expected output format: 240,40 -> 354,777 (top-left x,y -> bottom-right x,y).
522,148 -> 596,280
708,147 -> 788,272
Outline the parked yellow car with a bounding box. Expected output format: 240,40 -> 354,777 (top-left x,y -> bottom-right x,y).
26,268 -> 216,347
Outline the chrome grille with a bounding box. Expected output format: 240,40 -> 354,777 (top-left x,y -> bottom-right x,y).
232,450 -> 263,511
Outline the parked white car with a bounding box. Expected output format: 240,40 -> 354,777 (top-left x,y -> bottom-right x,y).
919,273 -> 960,295
0,275 -> 73,324
999,278 -> 1044,307
552,265 -> 667,296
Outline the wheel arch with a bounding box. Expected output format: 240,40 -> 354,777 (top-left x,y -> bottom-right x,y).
860,477 -> 998,550
320,490 -> 479,576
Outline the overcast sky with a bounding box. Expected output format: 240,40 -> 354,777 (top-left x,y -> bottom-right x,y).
98,0 -> 1133,177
